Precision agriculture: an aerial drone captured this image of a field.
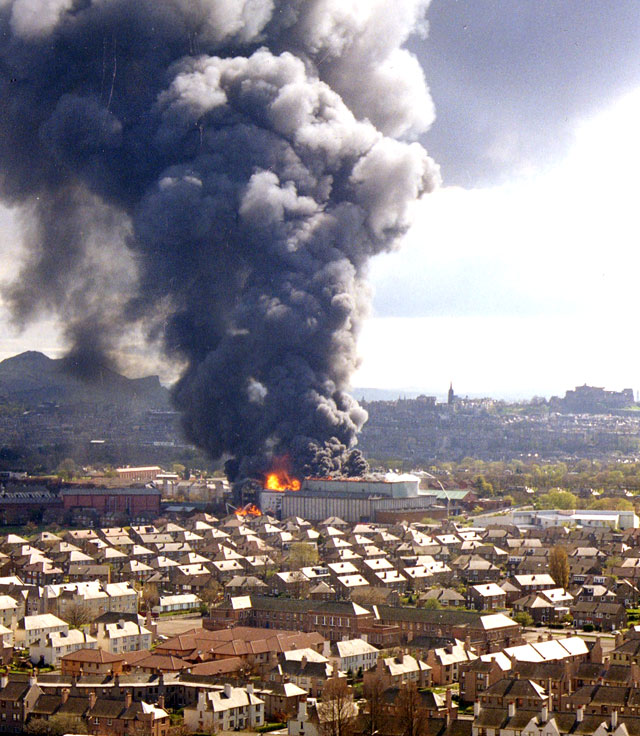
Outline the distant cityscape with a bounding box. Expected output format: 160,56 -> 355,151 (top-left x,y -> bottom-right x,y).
1,352 -> 640,474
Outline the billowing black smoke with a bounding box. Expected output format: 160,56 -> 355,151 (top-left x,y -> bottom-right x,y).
0,0 -> 440,480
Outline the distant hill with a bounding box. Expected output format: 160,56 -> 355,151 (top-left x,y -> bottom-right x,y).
0,351 -> 171,409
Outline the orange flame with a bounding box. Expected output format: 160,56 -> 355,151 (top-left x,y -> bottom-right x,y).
265,471 -> 301,492
235,503 -> 262,517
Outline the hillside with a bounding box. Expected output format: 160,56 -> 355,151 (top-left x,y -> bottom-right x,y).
0,352 -> 200,472
0,351 -> 171,409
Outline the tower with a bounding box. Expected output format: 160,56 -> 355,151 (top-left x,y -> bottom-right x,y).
448,382 -> 454,405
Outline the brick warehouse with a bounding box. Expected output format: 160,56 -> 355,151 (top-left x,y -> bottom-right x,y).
60,487 -> 161,520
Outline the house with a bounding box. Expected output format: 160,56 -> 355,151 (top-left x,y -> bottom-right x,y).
368,654 -> 431,688
15,613 -> 68,647
60,647 -> 125,676
570,602 -> 627,631
456,557 -> 501,584
333,639 -> 379,676
30,628 -> 97,666
152,594 -> 201,615
0,673 -> 42,734
289,695 -> 358,736
183,684 -> 264,733
467,583 -> 507,611
426,639 -> 478,685
275,648 -> 336,698
420,588 -> 465,607
0,597 -> 19,629
86,691 -> 170,736
460,655 -> 511,703
93,618 -> 153,654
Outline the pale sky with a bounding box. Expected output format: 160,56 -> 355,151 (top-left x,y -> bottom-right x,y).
2,2 -> 640,400
355,88 -> 640,399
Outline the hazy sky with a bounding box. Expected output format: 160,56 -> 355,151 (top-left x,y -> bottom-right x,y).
2,1 -> 640,400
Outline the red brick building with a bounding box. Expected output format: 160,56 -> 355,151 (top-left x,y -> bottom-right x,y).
61,488 -> 160,520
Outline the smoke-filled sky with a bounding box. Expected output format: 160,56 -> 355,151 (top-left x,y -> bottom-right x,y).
1,0 -> 640,404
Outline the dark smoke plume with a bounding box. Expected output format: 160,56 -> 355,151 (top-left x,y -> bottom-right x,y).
0,0 -> 440,479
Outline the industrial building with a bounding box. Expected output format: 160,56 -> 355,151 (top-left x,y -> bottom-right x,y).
258,473 -> 445,522
510,508 -> 639,530
303,473 -> 420,498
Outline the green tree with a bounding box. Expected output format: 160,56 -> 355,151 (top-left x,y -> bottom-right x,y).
287,542 -> 319,570
474,475 -> 494,496
513,611 -> 534,627
26,714 -> 85,736
56,457 -> 77,480
589,497 -> 633,511
549,546 -> 570,590
537,489 -> 577,510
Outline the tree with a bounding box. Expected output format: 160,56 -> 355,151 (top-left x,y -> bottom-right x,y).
287,542 -> 319,570
537,489 -> 578,510
26,714 -> 85,736
56,457 -> 77,480
362,673 -> 389,736
63,602 -> 91,629
423,597 -> 442,610
549,546 -> 570,590
317,678 -> 357,736
395,681 -> 427,736
513,611 -> 534,627
199,580 -> 221,613
589,497 -> 633,511
351,587 -> 389,606
141,581 -> 160,612
474,475 -> 494,496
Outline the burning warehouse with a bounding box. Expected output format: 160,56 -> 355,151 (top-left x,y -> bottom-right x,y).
259,473 -> 444,523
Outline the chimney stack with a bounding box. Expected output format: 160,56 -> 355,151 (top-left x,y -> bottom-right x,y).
61,688 -> 69,704
611,710 -> 618,730
224,683 -> 232,698
508,702 -> 515,718
615,631 -> 624,649
576,706 -> 584,723
474,701 -> 481,717
125,690 -> 133,709
157,695 -> 165,710
541,704 -> 549,723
